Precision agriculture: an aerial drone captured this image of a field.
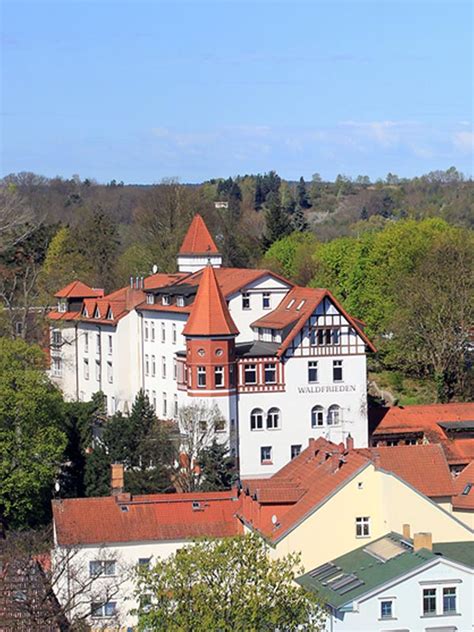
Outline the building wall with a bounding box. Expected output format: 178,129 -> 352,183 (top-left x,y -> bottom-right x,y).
330,558 -> 473,632
273,465 -> 473,572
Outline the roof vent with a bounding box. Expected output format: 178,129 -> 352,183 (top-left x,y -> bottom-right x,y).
192,501 -> 201,511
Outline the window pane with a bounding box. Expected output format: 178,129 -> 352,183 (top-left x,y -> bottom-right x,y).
443,587 -> 456,613
423,588 -> 436,614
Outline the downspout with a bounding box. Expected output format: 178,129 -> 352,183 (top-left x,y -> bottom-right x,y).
139,312 -> 145,391
74,323 -> 79,400
97,325 -> 102,392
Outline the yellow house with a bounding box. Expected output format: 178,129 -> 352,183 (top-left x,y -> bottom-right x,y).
239,438 -> 473,570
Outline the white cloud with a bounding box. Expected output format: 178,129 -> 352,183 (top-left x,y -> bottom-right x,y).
453,130 -> 474,153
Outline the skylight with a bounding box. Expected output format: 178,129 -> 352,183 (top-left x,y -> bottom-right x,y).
286,299 -> 295,309
364,536 -> 408,562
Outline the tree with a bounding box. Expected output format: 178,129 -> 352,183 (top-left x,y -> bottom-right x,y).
297,176 -> 311,209
0,338 -> 66,531
292,204 -> 309,232
176,402 -> 226,492
262,191 -> 292,249
198,441 -> 237,491
389,231 -> 473,401
280,181 -> 296,214
0,185 -> 37,255
135,534 -> 326,631
262,231 -> 319,285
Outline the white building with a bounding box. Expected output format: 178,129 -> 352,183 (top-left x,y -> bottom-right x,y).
297,532 -> 474,632
49,213 -> 375,478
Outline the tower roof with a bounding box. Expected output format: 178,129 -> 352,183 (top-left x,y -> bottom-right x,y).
183,265 -> 239,337
179,214 -> 219,255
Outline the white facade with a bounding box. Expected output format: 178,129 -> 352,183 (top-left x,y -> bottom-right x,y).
327,557 -> 473,632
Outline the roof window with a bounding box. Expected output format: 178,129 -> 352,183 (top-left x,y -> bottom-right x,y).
162,295 -> 170,306
93,306 -> 101,319
296,300 -> 306,311
176,296 -> 185,307
286,299 -> 295,309
462,483 -> 472,496
146,293 -> 155,305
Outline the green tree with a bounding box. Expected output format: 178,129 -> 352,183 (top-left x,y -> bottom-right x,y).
135,534 -> 326,632
0,338 -> 66,530
292,204 -> 309,232
198,441 -> 237,491
262,191 -> 292,249
297,176 -> 311,209
262,231 -> 319,285
115,243 -> 155,285
78,206 -> 120,292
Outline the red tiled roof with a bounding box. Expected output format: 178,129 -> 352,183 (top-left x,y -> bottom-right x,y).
452,461 -> 474,510
179,214 -> 219,255
54,280 -> 104,299
183,265 -> 239,337
52,490 -> 242,546
144,272 -> 188,290
358,444 -> 454,498
180,267 -> 292,298
251,286 -> 376,357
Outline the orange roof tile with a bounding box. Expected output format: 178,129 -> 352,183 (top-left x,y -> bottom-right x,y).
180,267 -> 292,298
362,444 -> 454,498
54,280 -> 104,299
52,490 -> 242,546
452,461 -> 474,510
183,265 -> 239,337
179,214 -> 219,255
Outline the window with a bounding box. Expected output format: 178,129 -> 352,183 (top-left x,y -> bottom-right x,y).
146,293 -> 154,304
173,358 -> 177,380
108,335 -> 112,355
162,356 -> 166,378
95,360 -> 100,382
151,322 -> 155,341
405,438 -> 417,445
83,358 -> 89,380
89,560 -> 116,577
58,299 -> 67,313
187,367 -> 192,388
144,321 -> 149,341
332,328 -> 340,345
107,361 -> 113,384
84,333 -> 89,353
162,295 -> 170,306
291,444 -> 302,459
215,366 -> 224,388
380,600 -> 393,619
308,361 -> 318,383
111,396 -> 116,413
161,322 -> 166,343
176,295 -> 185,307
152,390 -> 156,410
145,354 -> 149,376
138,557 -> 151,569
355,516 -> 370,538
197,366 -> 206,387
423,588 -> 437,615
174,394 -> 178,417
262,292 -> 270,309
387,439 -> 398,447
260,446 -> 272,463
96,333 -> 101,354
242,291 -> 250,309
264,363 -> 276,384
244,364 -> 257,384
311,405 -> 324,427
172,323 -> 177,344
52,357 -> 62,376
163,393 -> 167,417
250,408 -> 264,431
333,360 -> 343,382
443,587 -> 456,614
267,407 -> 280,430
91,601 -> 117,618
327,404 -> 341,425
52,330 -> 62,347
151,355 -> 156,377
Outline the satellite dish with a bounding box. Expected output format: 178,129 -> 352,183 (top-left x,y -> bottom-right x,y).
152,264 -> 158,274
271,514 -> 278,525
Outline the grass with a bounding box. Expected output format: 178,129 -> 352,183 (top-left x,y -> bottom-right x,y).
368,370 -> 437,406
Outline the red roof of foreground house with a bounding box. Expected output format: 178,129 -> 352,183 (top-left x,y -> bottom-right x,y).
357,444 -> 454,498
179,214 -> 219,255
54,279 -> 104,299
183,265 -> 239,337
251,286 -> 376,357
52,490 -> 242,546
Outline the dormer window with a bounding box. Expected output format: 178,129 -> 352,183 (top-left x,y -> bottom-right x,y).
93,306 -> 101,319
161,295 -> 170,306
176,296 -> 185,307
107,308 -> 114,320
82,306 -> 89,318
58,299 -> 67,313
146,294 -> 155,305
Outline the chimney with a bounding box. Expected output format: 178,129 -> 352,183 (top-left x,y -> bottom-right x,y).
346,434 -> 354,451
130,276 -> 133,288
413,532 -> 432,552
402,523 -> 411,539
111,463 -> 124,495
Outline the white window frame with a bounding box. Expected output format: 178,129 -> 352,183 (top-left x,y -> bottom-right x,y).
355,516 -> 370,538
151,322 -> 155,341
176,295 -> 185,307
214,365 -> 224,388
84,332 -> 89,353
83,358 -> 89,380
197,366 -> 206,388
244,364 -> 257,384
95,359 -> 100,382
250,408 -> 264,431
333,359 -> 343,382
308,360 -> 318,383
52,356 -> 62,376
264,363 -> 277,384
161,322 -> 166,343
172,323 -> 177,344
291,444 -> 302,459
162,392 -> 167,417
260,446 -> 272,464
145,354 -> 149,376
241,291 -> 250,310
311,405 -> 324,427
162,356 -> 166,378
266,407 -> 280,430
108,335 -> 112,355
262,292 -> 270,309
327,404 -> 342,425
151,355 -> 156,377
107,360 -> 113,384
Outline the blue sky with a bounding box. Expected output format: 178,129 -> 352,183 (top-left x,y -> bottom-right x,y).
1,0 -> 472,183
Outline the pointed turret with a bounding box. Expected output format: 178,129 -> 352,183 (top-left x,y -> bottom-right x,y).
177,214 -> 222,273
183,265 -> 238,337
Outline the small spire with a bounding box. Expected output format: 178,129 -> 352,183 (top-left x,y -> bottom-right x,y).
179,214 -> 219,255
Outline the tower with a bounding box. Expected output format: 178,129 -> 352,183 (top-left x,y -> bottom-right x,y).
181,265 -> 239,450
177,214 -> 222,273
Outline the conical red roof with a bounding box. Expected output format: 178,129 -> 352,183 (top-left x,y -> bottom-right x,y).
183,265 -> 239,337
179,214 -> 219,255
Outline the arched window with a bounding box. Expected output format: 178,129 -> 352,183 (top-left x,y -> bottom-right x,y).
327,404 -> 341,425
250,408 -> 264,431
311,405 -> 324,428
267,407 -> 281,430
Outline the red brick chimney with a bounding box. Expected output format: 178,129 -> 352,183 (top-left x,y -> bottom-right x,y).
346,434 -> 354,451
111,463 -> 124,495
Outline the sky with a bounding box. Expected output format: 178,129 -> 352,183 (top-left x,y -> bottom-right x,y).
1,0 -> 473,183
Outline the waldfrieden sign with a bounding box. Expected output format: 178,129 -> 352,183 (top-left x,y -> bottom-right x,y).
297,385 -> 357,394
